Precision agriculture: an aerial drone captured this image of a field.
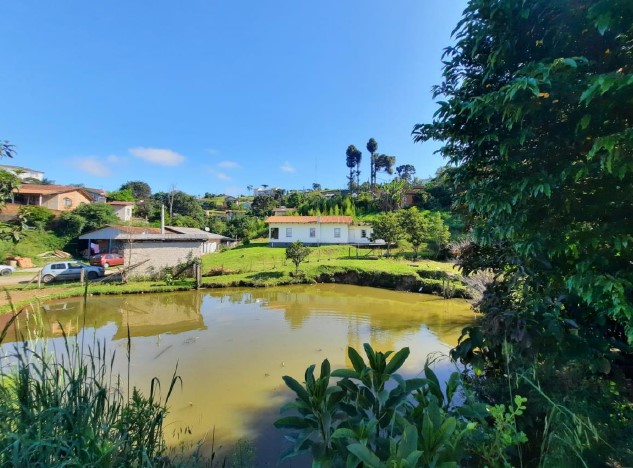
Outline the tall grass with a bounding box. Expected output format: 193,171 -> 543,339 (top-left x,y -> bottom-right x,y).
0,302 -> 180,466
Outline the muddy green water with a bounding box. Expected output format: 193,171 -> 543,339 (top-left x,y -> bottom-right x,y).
2,284 -> 474,464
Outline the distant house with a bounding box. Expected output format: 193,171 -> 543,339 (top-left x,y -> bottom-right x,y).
272,206 -> 297,216
78,225 -> 237,276
265,215 -> 373,246
253,187 -> 282,197
0,164 -> 44,182
107,201 -> 134,221
12,184 -> 92,211
84,187 -> 108,203
403,185 -> 426,208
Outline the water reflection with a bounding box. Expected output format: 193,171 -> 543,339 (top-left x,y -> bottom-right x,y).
1,285 -> 474,465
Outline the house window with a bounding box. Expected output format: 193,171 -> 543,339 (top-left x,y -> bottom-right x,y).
286,228 -> 292,238
361,229 -> 367,238
309,228 -> 316,238
63,197 -> 72,208
334,228 -> 341,238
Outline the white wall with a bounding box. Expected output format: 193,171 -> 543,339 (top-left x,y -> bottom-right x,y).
348,226 -> 373,244
269,222 -> 364,244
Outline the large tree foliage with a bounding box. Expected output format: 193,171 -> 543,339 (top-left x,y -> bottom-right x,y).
414,0 -> 633,351
370,212 -> 401,255
414,0 -> 633,463
285,241 -> 311,273
367,138 -> 378,189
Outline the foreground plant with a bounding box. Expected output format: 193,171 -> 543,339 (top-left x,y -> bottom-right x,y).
276,344 -> 527,467
0,310 -> 180,466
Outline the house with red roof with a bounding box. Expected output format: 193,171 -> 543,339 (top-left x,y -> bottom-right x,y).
265,215 -> 374,246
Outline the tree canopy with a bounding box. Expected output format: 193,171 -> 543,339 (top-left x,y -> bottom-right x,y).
414,0 -> 633,462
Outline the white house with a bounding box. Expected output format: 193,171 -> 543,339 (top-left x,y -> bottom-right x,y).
107,201 -> 135,221
0,164 -> 44,182
265,215 -> 373,246
78,225 -> 237,276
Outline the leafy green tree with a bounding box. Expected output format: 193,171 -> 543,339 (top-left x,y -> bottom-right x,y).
426,211 -> 450,258
414,0 -> 633,463
370,212 -> 402,255
345,145 -> 362,192
399,207 -> 429,259
285,241 -> 311,273
376,179 -> 407,211
251,195 -> 279,217
120,181 -> 152,218
107,188 -> 135,202
56,212 -> 86,238
72,203 -> 118,232
18,206 -> 54,230
312,182 -> 321,191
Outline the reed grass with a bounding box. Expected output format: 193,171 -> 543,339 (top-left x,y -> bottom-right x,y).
0,303 -> 180,466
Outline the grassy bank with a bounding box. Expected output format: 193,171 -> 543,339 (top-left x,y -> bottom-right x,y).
200,241 -> 467,295
2,241 -> 467,313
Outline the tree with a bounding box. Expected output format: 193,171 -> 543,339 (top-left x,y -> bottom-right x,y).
367,138 -> 378,190
414,0 -> 633,462
251,195 -> 279,217
426,212 -> 450,258
396,164 -> 416,182
72,203 -> 118,232
399,207 -> 429,259
374,154 -> 396,183
370,212 -> 402,256
285,241 -> 311,273
376,179 -> 407,211
120,181 -> 151,200
0,140 -> 15,160
107,188 -> 135,202
345,145 -> 362,192
312,183 -> 321,191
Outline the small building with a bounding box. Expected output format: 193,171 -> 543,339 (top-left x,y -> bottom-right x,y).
272,206 -> 297,216
12,184 -> 92,211
84,187 -> 108,203
265,215 -> 373,246
0,164 -> 44,182
107,201 -> 135,221
78,225 -> 237,276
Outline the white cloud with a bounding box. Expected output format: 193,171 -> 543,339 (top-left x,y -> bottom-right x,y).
207,148 -> 219,156
129,147 -> 185,166
217,160 -> 241,169
280,162 -> 296,173
106,154 -> 123,163
74,156 -> 111,177
214,171 -> 232,181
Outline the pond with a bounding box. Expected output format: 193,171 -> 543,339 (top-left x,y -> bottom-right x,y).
1,284 -> 475,465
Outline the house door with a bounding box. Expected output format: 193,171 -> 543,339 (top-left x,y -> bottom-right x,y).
271,228 -> 279,239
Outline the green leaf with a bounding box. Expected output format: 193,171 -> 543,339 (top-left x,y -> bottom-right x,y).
397,424 -> 419,458
384,347 -> 410,375
348,347 -> 367,373
331,369 -> 360,379
282,375 -> 310,405
347,444 -> 383,468
320,359 -> 331,380
274,416 -> 313,429
331,428 -> 357,440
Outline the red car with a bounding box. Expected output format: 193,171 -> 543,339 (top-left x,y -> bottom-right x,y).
89,253 -> 124,268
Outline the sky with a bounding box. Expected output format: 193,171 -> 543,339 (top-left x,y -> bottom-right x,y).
1,0 -> 467,197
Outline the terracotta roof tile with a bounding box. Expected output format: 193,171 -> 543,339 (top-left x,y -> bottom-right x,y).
265,216 -> 353,224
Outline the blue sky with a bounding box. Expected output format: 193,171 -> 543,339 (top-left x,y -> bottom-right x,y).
1,1 -> 466,197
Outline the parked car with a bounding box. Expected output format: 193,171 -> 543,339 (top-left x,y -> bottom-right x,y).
0,265 -> 15,276
40,262 -> 105,283
89,253 -> 124,268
